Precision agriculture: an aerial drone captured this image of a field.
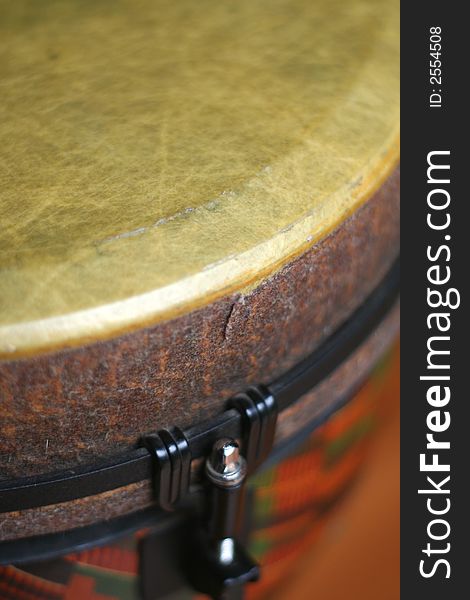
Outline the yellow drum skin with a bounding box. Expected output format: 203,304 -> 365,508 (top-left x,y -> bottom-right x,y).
0,0 -> 399,357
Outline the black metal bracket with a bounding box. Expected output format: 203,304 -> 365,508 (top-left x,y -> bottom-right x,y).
141,386 -> 278,599
143,386 -> 278,514
228,385 -> 278,475
187,386 -> 278,599
142,427 -> 191,512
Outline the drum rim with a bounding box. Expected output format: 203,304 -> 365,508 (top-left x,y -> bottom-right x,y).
0,259 -> 399,520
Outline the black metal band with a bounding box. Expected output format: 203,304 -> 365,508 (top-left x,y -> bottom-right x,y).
0,259 -> 400,515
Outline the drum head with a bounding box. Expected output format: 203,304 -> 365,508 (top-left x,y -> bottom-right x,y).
0,0 -> 399,356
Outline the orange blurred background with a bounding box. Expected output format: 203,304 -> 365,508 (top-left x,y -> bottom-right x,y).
270,348 -> 400,600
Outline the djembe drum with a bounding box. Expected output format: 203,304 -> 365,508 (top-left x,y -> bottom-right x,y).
0,0 -> 399,598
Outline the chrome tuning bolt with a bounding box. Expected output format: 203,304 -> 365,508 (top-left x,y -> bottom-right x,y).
206,438 -> 247,488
